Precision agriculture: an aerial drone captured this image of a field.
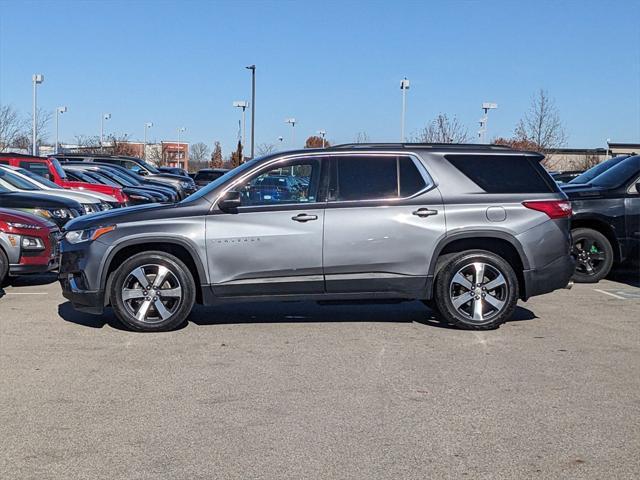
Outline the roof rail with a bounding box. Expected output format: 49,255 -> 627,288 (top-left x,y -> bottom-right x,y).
330,142 -> 513,150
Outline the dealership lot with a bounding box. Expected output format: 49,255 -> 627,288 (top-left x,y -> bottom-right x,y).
1,272 -> 639,479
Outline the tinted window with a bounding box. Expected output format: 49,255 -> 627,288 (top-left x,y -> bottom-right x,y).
591,156 -> 640,189
0,169 -> 39,190
239,159 -> 320,206
569,156 -> 628,184
446,155 -> 555,193
332,155 -> 426,201
19,161 -> 50,178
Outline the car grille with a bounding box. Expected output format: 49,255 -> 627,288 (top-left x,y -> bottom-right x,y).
50,230 -> 62,257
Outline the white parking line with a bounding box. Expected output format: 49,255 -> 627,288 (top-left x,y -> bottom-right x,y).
594,289 -> 627,300
4,292 -> 49,295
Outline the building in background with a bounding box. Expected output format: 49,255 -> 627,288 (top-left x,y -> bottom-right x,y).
160,142 -> 190,170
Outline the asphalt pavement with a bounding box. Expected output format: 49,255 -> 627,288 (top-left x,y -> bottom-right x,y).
1,270 -> 639,479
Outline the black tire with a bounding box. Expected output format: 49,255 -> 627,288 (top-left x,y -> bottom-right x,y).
0,248 -> 8,287
571,228 -> 614,283
109,251 -> 196,332
433,250 -> 519,330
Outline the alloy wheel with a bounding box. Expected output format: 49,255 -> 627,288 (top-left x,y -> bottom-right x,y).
572,235 -> 607,277
121,264 -> 182,324
449,262 -> 509,324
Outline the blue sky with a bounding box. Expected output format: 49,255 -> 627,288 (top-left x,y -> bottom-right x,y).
1,0 -> 638,156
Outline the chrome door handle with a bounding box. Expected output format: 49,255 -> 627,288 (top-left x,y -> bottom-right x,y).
412,208 -> 438,218
292,213 -> 318,222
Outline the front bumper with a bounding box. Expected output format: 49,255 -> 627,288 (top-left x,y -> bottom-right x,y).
59,273 -> 104,314
523,254 -> 575,300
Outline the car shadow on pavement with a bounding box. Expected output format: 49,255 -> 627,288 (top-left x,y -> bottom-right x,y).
6,273 -> 58,287
607,266 -> 640,288
57,300 -> 537,331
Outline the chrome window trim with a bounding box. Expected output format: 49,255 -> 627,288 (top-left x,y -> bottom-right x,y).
212,150 -> 436,209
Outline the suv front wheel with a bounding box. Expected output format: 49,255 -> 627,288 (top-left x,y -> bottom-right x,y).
433,250 -> 519,330
109,251 -> 196,331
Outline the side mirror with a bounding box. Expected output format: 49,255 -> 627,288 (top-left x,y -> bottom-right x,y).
635,182 -> 640,194
137,169 -> 148,176
218,190 -> 241,212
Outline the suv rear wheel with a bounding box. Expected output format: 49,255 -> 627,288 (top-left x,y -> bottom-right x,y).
571,227 -> 613,283
109,251 -> 196,331
0,248 -> 8,286
433,250 -> 519,330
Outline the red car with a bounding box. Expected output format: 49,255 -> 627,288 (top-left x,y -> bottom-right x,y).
0,208 -> 60,284
0,153 -> 128,206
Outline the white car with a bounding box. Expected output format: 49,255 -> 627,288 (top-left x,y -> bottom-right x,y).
0,165 -> 112,214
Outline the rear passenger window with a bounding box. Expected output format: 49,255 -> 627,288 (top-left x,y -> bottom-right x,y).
445,155 -> 555,193
332,155 -> 427,201
19,161 -> 50,178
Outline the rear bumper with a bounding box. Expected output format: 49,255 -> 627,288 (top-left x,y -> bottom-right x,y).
523,255 -> 575,300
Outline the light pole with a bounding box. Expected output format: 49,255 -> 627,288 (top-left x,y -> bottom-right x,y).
400,77 -> 410,142
285,118 -> 296,147
246,65 -> 256,159
605,138 -> 611,160
233,101 -> 248,150
478,102 -> 498,143
318,130 -> 326,148
32,74 -> 44,155
177,127 -> 186,170
101,113 -> 111,151
55,106 -> 67,154
143,122 -> 153,159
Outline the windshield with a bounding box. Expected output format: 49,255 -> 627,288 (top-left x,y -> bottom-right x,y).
107,168 -> 143,186
0,168 -> 41,191
181,160 -> 258,204
50,158 -> 67,179
138,159 -> 159,174
92,169 -> 135,187
17,168 -> 61,189
569,156 -> 628,184
591,156 -> 640,189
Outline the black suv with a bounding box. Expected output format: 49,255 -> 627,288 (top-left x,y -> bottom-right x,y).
563,155 -> 640,282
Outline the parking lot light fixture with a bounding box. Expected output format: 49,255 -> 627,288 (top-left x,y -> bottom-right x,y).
55,106 -> 67,154
400,77 -> 410,142
177,127 -> 186,170
32,74 -> 44,155
143,122 -> 153,158
100,113 -> 111,151
478,102 -> 498,144
246,65 -> 256,159
233,101 -> 248,150
285,118 -> 296,147
318,130 -> 326,148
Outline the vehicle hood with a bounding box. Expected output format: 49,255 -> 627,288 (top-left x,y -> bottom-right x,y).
0,191 -> 81,209
62,201 -> 189,231
29,189 -> 103,205
0,207 -> 56,228
61,189 -> 117,203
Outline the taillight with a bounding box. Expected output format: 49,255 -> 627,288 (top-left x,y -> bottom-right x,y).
523,200 -> 572,219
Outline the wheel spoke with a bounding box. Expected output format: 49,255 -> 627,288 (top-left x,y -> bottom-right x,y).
153,299 -> 171,320
131,267 -> 150,289
584,261 -> 594,273
122,288 -> 145,301
472,297 -> 484,321
452,294 -> 471,310
153,266 -> 170,288
473,262 -> 486,286
591,252 -> 605,261
160,287 -> 181,298
452,272 -> 473,290
483,273 -> 506,291
484,293 -> 505,311
135,299 -> 152,320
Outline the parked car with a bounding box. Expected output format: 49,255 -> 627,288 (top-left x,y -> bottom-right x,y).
565,155 -> 630,188
193,168 -> 229,188
53,154 -> 196,198
0,153 -> 127,206
549,170 -> 583,184
0,165 -> 111,214
563,155 -> 640,282
0,184 -> 83,227
0,208 -> 60,284
63,167 -> 166,205
158,166 -> 189,177
59,143 -> 574,332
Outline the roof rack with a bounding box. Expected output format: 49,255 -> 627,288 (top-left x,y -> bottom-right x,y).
330,143 -> 513,150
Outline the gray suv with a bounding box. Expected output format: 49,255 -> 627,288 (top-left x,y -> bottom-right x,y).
59,144 -> 574,331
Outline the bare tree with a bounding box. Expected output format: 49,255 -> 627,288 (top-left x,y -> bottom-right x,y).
257,143 -> 277,156
304,136 -> 330,148
412,113 -> 469,143
211,141 -> 223,168
0,105 -> 27,151
515,89 -> 567,151
73,135 -> 101,151
190,142 -> 209,163
354,131 -> 370,143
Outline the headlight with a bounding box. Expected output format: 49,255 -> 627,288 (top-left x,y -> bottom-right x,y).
65,225 -> 116,244
100,203 -> 113,210
82,204 -> 97,214
21,236 -> 45,250
7,222 -> 41,230
46,208 -> 72,219
180,181 -> 190,189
